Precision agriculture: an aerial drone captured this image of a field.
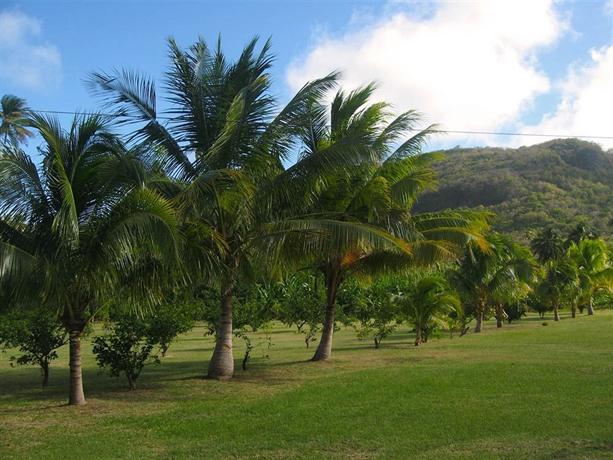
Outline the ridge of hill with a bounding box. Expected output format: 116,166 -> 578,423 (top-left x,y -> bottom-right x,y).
415,139 -> 613,241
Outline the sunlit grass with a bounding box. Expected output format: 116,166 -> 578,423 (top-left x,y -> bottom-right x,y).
1,312 -> 612,459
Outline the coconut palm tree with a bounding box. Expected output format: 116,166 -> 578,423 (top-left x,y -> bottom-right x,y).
536,257 -> 579,321
530,227 -> 564,263
89,37 -> 373,379
0,114 -> 180,404
568,238 -> 612,316
0,95 -> 33,146
396,275 -> 460,346
285,85 -> 490,360
451,233 -> 535,332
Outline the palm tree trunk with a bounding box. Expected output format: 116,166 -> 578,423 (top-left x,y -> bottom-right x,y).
312,301 -> 336,361
587,297 -> 595,316
312,266 -> 341,362
571,305 -> 576,318
414,326 -> 422,346
553,305 -> 560,321
496,305 -> 503,328
474,308 -> 484,333
68,329 -> 86,405
207,280 -> 234,379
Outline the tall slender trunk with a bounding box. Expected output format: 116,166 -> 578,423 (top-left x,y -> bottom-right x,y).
414,325 -> 422,346
474,307 -> 484,333
553,305 -> 560,321
312,265 -> 341,362
571,305 -> 576,318
587,297 -> 595,316
68,330 -> 86,405
495,305 -> 503,328
207,279 -> 234,379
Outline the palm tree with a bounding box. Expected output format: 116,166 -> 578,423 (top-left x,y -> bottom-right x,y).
0,114 -> 180,404
89,37 -> 367,379
530,227 -> 564,263
565,222 -> 597,249
286,85 -> 490,360
537,257 -> 579,321
451,233 -> 535,332
396,275 -> 460,346
568,239 -> 612,316
0,95 -> 33,145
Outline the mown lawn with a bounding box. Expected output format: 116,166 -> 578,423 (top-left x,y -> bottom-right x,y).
1,312 -> 612,459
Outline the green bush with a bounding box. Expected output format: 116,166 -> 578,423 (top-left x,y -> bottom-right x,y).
0,310 -> 67,387
93,315 -> 159,390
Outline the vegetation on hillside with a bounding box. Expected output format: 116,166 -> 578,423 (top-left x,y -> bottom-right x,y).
415,139 -> 613,240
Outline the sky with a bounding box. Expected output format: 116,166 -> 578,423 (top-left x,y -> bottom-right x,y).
1,0 -> 612,153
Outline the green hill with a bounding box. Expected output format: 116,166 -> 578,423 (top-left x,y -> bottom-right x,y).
415,139 -> 613,241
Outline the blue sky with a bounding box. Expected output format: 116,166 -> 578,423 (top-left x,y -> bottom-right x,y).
1,0 -> 612,151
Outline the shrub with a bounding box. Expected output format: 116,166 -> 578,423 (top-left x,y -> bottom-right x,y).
92,315 -> 159,390
0,310 -> 67,387
505,302 -> 527,323
148,303 -> 197,357
277,272 -> 325,348
340,277 -> 401,349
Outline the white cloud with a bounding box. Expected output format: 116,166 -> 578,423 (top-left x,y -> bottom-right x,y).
0,10 -> 61,90
519,46 -> 613,149
286,0 -> 566,146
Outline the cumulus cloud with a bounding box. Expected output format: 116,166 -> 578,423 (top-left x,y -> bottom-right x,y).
0,10 -> 61,90
519,46 -> 613,149
286,0 -> 566,146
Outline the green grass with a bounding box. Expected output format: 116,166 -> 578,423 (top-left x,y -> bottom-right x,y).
1,312 -> 613,459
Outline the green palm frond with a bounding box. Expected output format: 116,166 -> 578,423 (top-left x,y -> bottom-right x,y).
0,95 -> 33,145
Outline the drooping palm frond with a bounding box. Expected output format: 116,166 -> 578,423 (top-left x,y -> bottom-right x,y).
0,95 -> 33,145
88,69 -> 192,179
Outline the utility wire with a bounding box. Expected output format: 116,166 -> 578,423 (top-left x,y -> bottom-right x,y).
28,109 -> 613,141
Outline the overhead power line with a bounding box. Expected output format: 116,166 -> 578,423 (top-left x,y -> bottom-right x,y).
27,109 -> 613,141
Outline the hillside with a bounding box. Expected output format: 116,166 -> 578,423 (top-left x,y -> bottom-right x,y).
415,139 -> 613,241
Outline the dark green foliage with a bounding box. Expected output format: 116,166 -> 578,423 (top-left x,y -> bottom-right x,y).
148,303 -> 197,357
93,315 -> 160,390
277,272 -> 325,348
395,274 -> 460,345
536,257 -> 580,320
450,233 -> 535,331
531,227 -> 564,263
339,277 -> 403,348
505,301 -> 527,323
416,139 -> 613,240
0,309 -> 67,386
0,94 -> 32,145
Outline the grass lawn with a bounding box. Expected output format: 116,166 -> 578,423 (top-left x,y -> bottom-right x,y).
1,312 -> 612,459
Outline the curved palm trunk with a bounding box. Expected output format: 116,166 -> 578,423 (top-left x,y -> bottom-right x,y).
312,266 -> 341,362
587,297 -> 595,316
553,305 -> 560,321
68,329 -> 86,405
207,280 -> 234,379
